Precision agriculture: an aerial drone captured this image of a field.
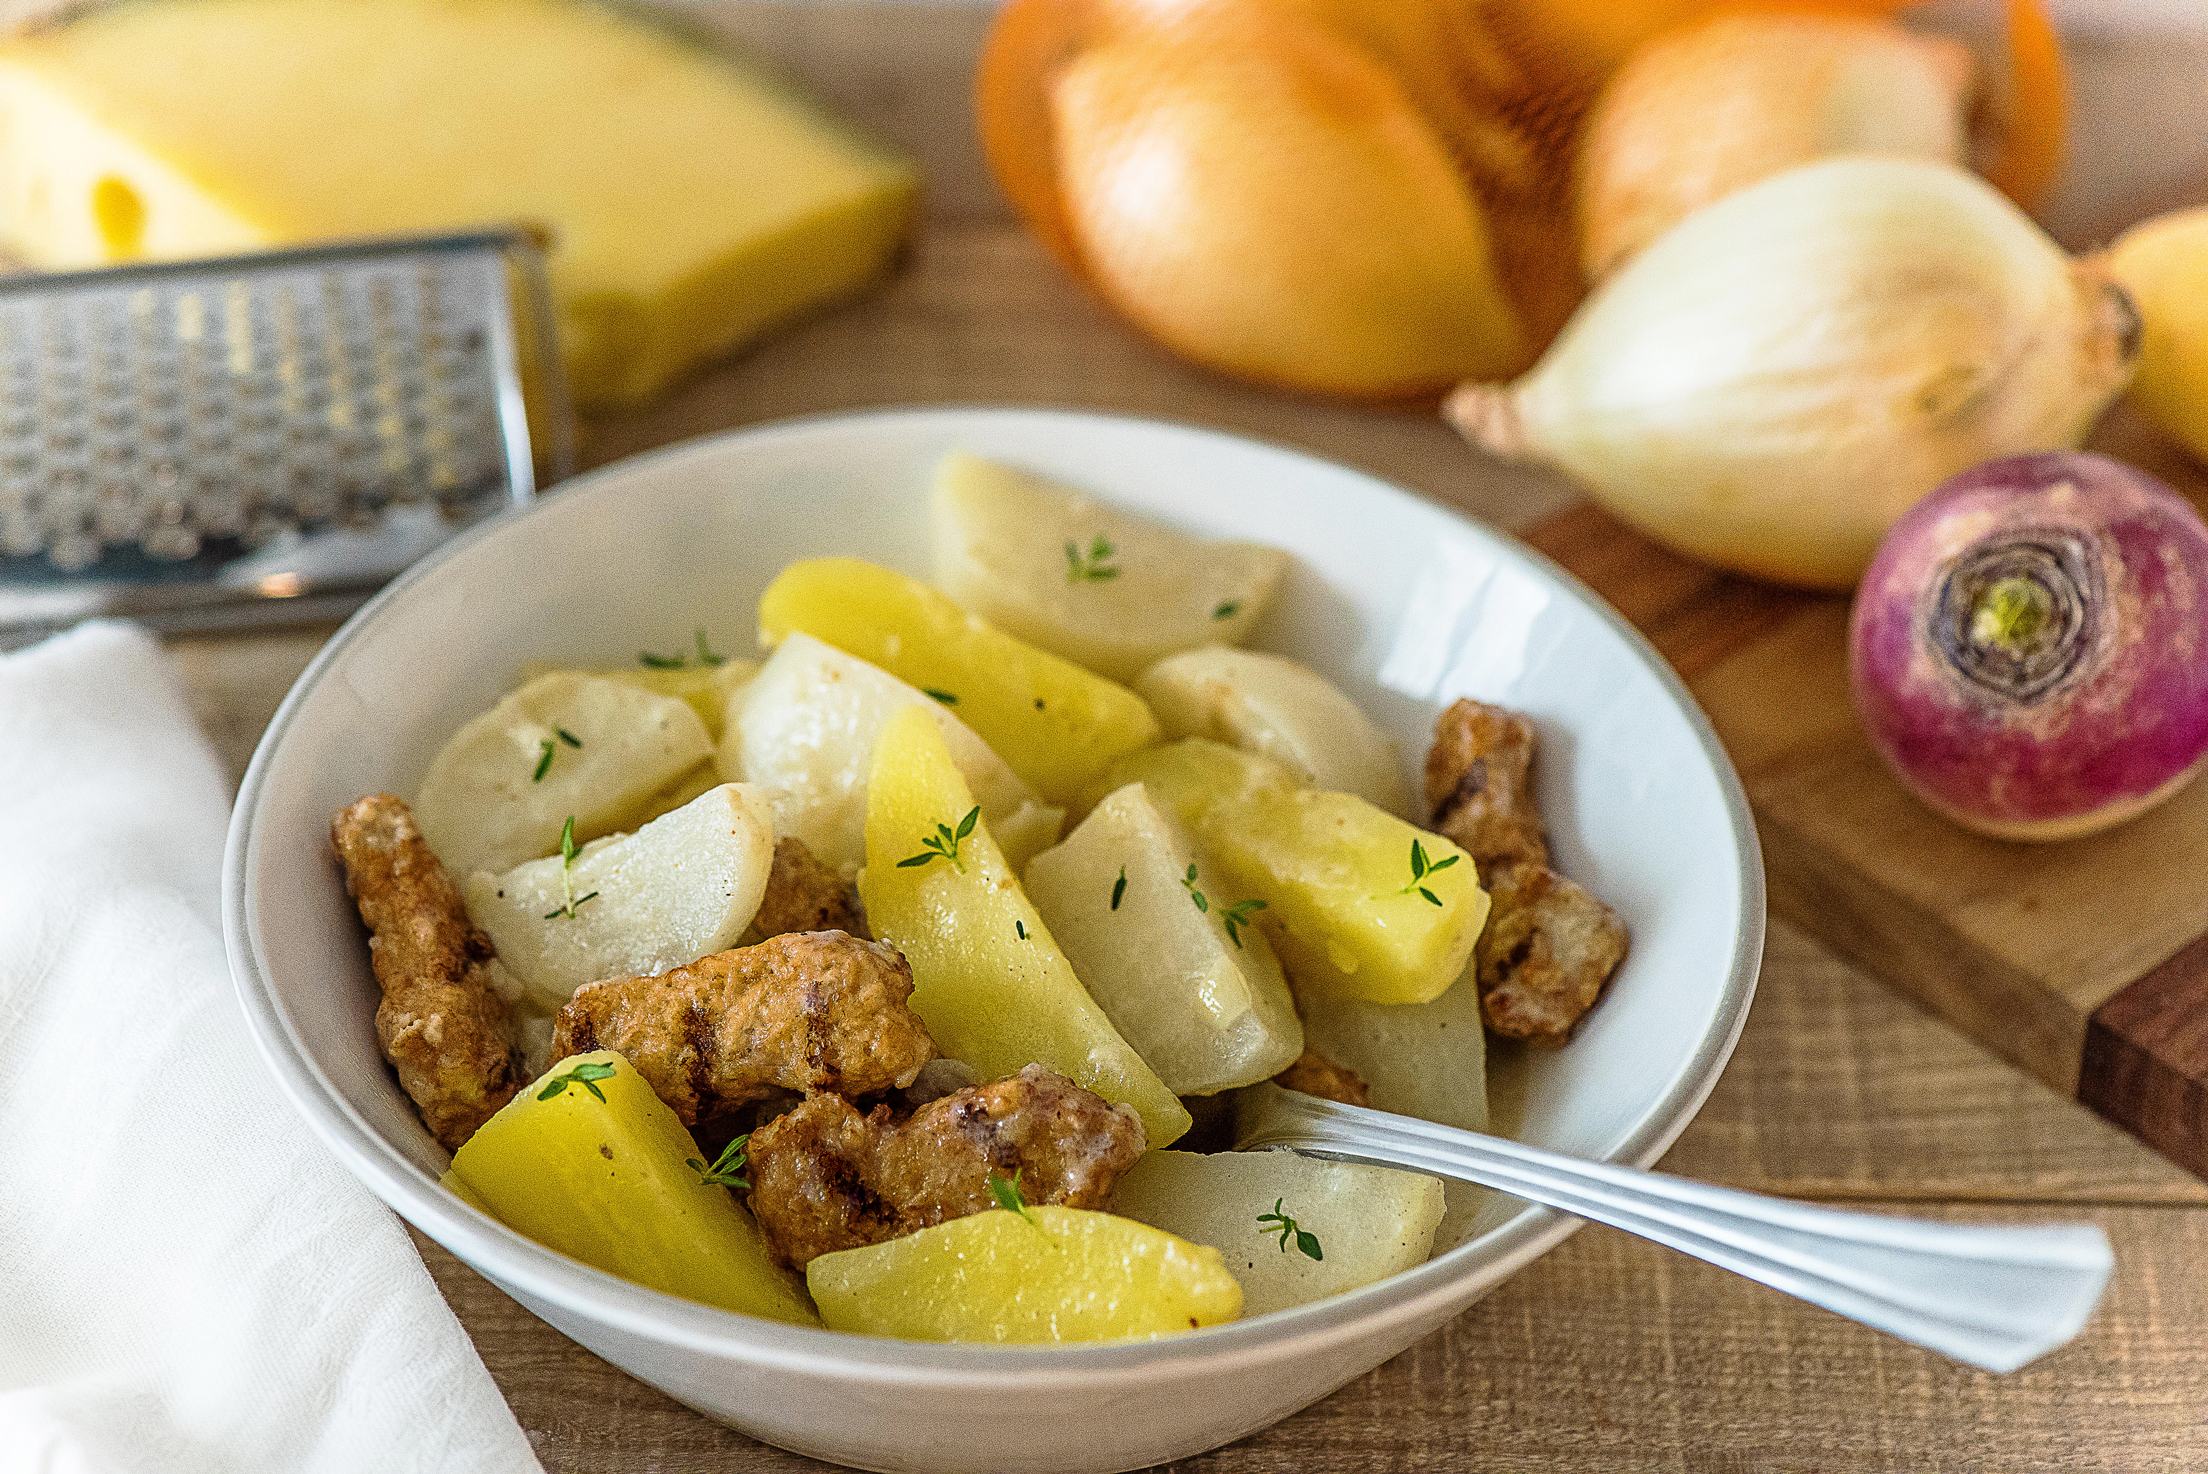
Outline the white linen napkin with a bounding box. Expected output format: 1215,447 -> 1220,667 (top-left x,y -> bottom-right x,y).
0,622 -> 543,1474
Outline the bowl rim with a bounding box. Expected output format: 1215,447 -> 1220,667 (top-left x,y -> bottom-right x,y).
222,403 -> 1764,1381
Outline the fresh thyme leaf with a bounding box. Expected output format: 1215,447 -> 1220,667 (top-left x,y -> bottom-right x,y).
687,1133 -> 750,1189
545,815 -> 595,919
1181,863 -> 1209,914
923,688 -> 959,706
1256,1198 -> 1323,1261
1212,600 -> 1240,620
532,738 -> 556,782
638,650 -> 685,669
1218,896 -> 1267,949
556,727 -> 582,748
987,1167 -> 1036,1224
1398,838 -> 1461,900
898,806 -> 981,873
537,1059 -> 617,1103
695,628 -> 725,666
1063,535 -> 1120,583
1016,919 -> 1028,941
1110,866 -> 1127,912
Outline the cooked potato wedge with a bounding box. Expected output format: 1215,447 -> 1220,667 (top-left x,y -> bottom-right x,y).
721,633 -> 1061,875
462,783 -> 776,1001
931,451 -> 1290,681
806,1203 -> 1240,1342
758,557 -> 1160,804
415,672 -> 713,874
1296,965 -> 1489,1133
1108,741 -> 1488,1006
858,707 -> 1189,1146
1136,646 -> 1406,813
450,1050 -> 815,1324
1111,1149 -> 1444,1318
1024,783 -> 1302,1095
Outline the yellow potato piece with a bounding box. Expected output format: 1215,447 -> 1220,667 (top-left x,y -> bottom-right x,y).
858,708 -> 1189,1145
806,1204 -> 1241,1343
449,1050 -> 816,1325
1108,740 -> 1486,1005
758,557 -> 1160,804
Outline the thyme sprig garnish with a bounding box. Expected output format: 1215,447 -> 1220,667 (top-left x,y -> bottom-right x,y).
897,805 -> 980,873
1257,1199 -> 1324,1261
1397,838 -> 1460,907
923,688 -> 959,706
1182,864 -> 1266,948
537,1059 -> 617,1103
1064,535 -> 1119,583
1212,600 -> 1239,620
686,1133 -> 751,1190
640,627 -> 727,669
543,815 -> 601,919
1110,865 -> 1127,912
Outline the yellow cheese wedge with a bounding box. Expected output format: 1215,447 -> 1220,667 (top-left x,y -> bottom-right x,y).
0,0 -> 918,406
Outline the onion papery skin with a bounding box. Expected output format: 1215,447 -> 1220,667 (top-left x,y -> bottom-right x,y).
1447,158 -> 2140,590
1848,451 -> 2208,841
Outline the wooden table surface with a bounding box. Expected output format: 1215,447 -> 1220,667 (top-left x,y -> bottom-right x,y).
166,7 -> 2208,1469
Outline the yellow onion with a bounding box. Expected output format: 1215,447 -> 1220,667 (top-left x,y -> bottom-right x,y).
1446,158 -> 2140,589
1577,13 -> 1975,280
2107,206 -> 2208,466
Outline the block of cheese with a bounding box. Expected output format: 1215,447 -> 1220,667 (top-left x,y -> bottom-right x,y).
0,0 -> 918,406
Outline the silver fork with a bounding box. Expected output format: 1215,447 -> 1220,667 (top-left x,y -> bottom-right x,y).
1233,1084 -> 2112,1372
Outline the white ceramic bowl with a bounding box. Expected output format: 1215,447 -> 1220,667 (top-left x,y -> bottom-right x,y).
223,406 -> 1762,1474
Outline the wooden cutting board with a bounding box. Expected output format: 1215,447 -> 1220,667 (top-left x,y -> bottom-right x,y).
1519,404 -> 2208,1182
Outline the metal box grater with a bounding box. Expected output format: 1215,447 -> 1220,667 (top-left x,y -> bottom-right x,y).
0,229 -> 573,647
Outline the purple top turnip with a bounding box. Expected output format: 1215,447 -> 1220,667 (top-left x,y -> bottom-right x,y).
1848,451 -> 2208,841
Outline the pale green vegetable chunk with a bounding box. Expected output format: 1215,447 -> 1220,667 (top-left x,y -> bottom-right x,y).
416,672 -> 713,874
462,783 -> 776,1002
596,659 -> 760,740
1023,782 -> 1302,1095
931,451 -> 1290,682
1111,1149 -> 1445,1318
806,1204 -> 1241,1342
1135,645 -> 1407,814
1296,964 -> 1489,1133
721,632 -> 1061,875
451,1051 -> 816,1325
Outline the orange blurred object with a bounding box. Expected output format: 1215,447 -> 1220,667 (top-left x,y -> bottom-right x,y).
976,0 -> 2067,400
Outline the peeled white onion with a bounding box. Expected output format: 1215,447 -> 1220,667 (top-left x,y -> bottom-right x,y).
1447,158 -> 2140,590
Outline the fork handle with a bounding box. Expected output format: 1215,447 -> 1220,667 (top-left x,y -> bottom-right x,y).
1235,1085 -> 2111,1373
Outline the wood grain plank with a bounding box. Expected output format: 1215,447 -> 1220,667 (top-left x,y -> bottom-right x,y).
419,1198 -> 2208,1474
1669,925 -> 2208,1206
2083,932 -> 2208,1181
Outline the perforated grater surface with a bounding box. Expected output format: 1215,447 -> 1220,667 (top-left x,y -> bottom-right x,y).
0,229 -> 573,647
